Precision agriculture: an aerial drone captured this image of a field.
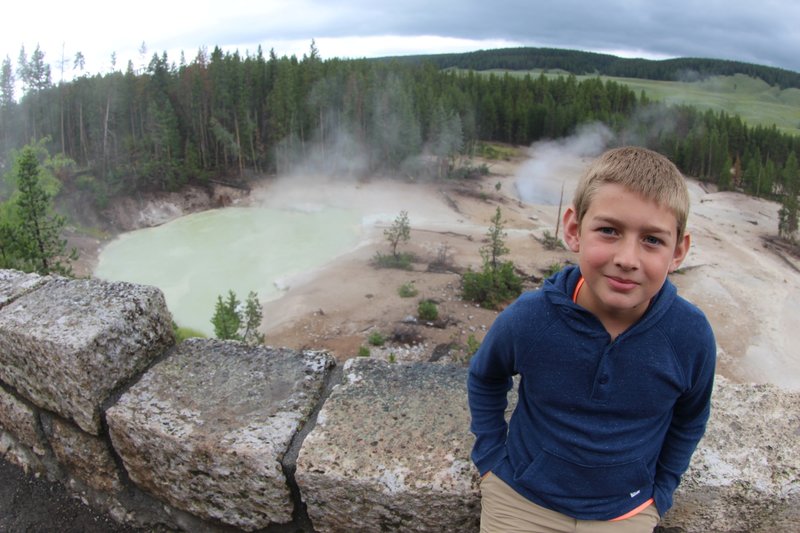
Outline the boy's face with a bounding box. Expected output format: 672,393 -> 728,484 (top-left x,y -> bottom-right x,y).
563,183 -> 690,330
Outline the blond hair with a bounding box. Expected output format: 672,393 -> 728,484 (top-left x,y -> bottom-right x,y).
572,146 -> 690,240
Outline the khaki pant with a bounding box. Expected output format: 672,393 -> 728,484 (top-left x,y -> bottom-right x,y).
480,473 -> 660,533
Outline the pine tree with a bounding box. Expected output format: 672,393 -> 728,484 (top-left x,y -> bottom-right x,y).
778,152 -> 800,241
718,154 -> 733,191
211,290 -> 241,340
742,157 -> 761,196
26,44 -> 52,93
461,207 -> 522,309
0,55 -> 16,152
371,73 -> 421,170
73,51 -> 86,74
0,203 -> 22,269
211,290 -> 264,345
16,46 -> 29,93
481,207 -> 509,272
241,291 -> 265,345
11,146 -> 75,275
778,194 -> 798,242
782,152 -> 799,196
0,56 -> 14,108
428,101 -> 464,178
764,158 -> 777,197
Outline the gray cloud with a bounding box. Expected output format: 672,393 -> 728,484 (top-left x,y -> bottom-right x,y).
7,1 -> 798,76
210,0 -> 800,72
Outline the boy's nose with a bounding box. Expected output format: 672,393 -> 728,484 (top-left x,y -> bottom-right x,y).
614,239 -> 639,270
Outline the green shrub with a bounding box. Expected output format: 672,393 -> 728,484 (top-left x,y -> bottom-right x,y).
418,299 -> 439,321
397,281 -> 419,298
372,251 -> 414,270
462,206 -> 522,309
449,162 -> 490,180
384,210 -> 411,257
544,262 -> 564,278
368,331 -> 386,346
466,334 -> 480,355
462,262 -> 523,310
453,333 -> 482,364
357,345 -> 371,357
540,230 -> 565,250
475,142 -> 517,161
174,325 -> 207,343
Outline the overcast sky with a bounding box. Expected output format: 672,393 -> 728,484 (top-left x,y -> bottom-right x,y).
3,0 -> 799,80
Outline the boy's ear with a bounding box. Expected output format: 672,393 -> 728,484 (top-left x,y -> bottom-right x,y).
563,206 -> 581,253
669,232 -> 691,272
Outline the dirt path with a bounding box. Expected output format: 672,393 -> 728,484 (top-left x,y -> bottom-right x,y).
0,458 -> 139,532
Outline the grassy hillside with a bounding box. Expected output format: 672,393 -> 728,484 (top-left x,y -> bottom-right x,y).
468,69 -> 800,136
389,47 -> 800,89
389,47 -> 800,136
597,73 -> 800,136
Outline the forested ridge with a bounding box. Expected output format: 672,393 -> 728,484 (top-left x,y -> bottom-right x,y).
387,47 -> 800,90
0,43 -> 799,245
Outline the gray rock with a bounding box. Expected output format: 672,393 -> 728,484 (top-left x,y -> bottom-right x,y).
0,276 -> 174,435
663,376 -> 800,532
296,358 -> 480,533
0,384 -> 47,456
0,269 -> 50,308
41,413 -> 122,493
0,430 -> 47,475
106,339 -> 335,531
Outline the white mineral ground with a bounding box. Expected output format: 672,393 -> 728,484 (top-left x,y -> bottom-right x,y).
74,148 -> 800,392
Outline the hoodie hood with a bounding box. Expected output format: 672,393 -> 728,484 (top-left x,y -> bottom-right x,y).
542,264 -> 678,340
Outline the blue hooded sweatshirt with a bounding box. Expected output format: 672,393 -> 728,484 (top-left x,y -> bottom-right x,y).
468,265 -> 715,520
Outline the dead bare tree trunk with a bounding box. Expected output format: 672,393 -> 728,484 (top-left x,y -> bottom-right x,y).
555,183 -> 565,241
234,115 -> 244,178
103,94 -> 111,169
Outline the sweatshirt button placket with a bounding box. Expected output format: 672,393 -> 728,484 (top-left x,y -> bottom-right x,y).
591,347 -> 613,402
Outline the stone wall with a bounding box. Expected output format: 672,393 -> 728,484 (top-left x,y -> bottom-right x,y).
0,269 -> 797,532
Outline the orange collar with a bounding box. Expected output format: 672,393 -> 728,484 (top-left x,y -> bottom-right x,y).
572,276 -> 585,303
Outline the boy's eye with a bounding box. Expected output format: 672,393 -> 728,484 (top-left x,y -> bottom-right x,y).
598,227 -> 616,235
643,235 -> 662,246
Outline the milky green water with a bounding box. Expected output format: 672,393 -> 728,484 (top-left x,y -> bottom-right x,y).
94,206 -> 362,336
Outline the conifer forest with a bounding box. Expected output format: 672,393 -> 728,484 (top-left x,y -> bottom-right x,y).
1,45 -> 799,233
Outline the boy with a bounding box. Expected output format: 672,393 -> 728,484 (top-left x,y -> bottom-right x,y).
468,146 -> 716,532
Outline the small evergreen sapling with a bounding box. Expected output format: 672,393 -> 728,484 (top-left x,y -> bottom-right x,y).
211,290 -> 265,345
384,210 -> 411,258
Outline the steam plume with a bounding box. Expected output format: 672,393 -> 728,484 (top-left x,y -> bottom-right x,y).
514,122 -> 614,205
